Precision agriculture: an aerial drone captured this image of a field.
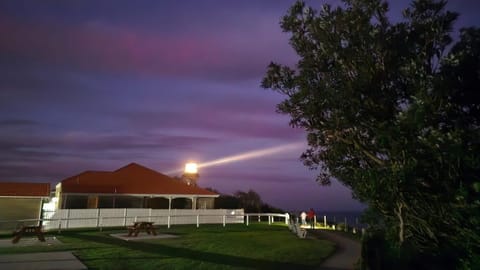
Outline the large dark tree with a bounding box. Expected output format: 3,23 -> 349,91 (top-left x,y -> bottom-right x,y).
210,189 -> 282,213
262,0 -> 479,268
235,189 -> 263,213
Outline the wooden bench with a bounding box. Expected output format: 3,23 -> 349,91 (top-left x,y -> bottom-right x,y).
12,225 -> 46,244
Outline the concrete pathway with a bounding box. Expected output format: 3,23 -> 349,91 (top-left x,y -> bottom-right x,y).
0,251 -> 87,270
309,230 -> 361,270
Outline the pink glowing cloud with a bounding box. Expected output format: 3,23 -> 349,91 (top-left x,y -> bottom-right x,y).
0,16 -> 295,80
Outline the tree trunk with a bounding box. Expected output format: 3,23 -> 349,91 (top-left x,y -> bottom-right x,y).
395,202 -> 405,244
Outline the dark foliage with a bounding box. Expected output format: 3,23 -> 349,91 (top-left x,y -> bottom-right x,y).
262,0 -> 480,268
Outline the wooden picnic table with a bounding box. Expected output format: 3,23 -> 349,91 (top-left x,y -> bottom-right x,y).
12,225 -> 46,244
127,221 -> 157,237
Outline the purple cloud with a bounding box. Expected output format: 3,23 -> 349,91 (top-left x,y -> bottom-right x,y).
0,15 -> 295,81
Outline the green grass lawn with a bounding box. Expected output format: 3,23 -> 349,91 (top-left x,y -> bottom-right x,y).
0,223 -> 334,269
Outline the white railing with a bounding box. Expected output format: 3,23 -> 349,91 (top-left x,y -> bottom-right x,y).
39,208 -> 245,231
0,209 -> 294,233
244,213 -> 289,226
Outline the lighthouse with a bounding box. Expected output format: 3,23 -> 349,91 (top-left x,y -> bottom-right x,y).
182,162 -> 199,186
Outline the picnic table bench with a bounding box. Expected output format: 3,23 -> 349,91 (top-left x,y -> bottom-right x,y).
127,221 -> 157,237
12,225 -> 46,244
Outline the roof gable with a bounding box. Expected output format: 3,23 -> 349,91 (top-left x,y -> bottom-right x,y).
60,163 -> 217,196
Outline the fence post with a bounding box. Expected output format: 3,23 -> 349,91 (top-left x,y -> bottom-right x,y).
134,216 -> 138,222
258,215 -> 260,222
149,208 -> 152,222
196,215 -> 199,228
285,213 -> 289,225
246,214 -> 249,226
268,215 -> 271,225
66,209 -> 70,229
95,209 -> 100,228
223,215 -> 226,227
324,215 -> 327,228
167,215 -> 170,229
123,208 -> 127,226
314,215 -> 316,229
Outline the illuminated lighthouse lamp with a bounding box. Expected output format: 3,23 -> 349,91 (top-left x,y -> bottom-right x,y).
182,162 -> 199,186
184,163 -> 198,174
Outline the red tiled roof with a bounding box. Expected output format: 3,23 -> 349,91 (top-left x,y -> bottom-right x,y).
60,163 -> 217,196
0,182 -> 51,197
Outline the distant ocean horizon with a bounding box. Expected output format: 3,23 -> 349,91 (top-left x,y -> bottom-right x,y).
288,209 -> 366,228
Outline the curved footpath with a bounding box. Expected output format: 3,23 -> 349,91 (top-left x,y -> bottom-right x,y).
309,230 -> 361,270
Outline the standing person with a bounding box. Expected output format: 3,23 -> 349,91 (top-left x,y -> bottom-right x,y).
307,208 -> 315,229
300,211 -> 307,225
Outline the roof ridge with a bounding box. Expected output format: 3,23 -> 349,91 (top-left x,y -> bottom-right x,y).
60,170 -> 111,184
114,162 -> 149,171
113,162 -> 167,176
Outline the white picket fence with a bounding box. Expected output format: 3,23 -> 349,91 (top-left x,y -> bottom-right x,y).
41,208 -> 245,231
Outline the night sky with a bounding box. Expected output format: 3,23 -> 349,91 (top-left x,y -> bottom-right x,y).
1,0 -> 479,211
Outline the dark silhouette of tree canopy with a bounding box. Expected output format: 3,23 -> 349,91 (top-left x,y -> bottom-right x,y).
262,0 -> 479,268
234,190 -> 263,213
208,188 -> 284,213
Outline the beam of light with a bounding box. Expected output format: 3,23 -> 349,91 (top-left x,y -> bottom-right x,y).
166,141 -> 304,175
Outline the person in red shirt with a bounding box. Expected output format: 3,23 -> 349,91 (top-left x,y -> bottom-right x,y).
307,208 -> 315,229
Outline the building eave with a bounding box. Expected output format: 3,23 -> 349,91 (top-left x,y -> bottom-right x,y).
60,192 -> 219,198
0,195 -> 48,199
